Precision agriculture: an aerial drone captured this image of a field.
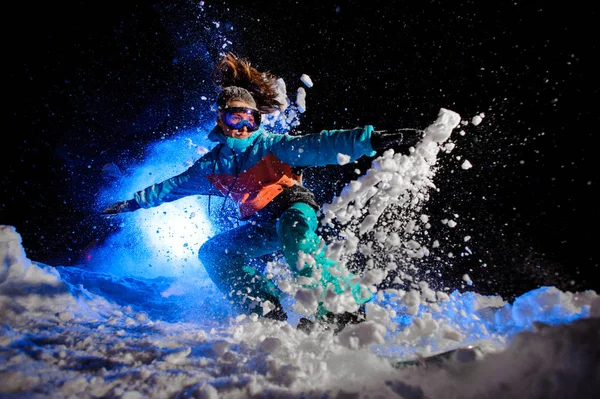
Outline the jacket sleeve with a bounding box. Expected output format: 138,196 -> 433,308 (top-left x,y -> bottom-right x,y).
133,152 -> 219,208
268,126 -> 377,167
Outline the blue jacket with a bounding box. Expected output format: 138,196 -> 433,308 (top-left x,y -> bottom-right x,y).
134,125 -> 376,219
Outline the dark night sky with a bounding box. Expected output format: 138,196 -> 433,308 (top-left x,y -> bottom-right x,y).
4,1 -> 599,300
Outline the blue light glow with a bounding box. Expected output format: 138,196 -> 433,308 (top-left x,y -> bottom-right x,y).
92,122 -> 219,281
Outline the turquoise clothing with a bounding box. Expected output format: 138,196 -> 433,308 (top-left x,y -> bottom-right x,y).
197,202 -> 371,316
133,125 -> 377,317
134,125 -> 376,213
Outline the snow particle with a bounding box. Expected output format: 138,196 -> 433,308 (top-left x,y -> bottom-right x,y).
337,153 -> 351,165
462,274 -> 473,285
471,113 -> 485,126
212,340 -> 230,357
300,74 -> 313,88
57,311 -> 74,322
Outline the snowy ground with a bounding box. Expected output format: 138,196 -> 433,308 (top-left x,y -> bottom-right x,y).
1,225 -> 598,399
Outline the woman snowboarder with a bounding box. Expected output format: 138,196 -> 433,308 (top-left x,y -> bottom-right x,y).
103,53 -> 420,332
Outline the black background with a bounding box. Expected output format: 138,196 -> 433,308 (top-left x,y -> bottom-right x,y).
4,1 -> 598,301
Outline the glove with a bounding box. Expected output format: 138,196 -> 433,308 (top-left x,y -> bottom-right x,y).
371,129 -> 425,153
102,199 -> 141,215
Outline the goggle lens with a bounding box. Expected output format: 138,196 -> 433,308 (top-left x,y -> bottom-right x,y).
221,107 -> 261,132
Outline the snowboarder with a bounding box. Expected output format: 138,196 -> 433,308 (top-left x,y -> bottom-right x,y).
102,53 -> 421,332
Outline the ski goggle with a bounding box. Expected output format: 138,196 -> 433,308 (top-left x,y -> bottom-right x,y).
220,107 -> 262,132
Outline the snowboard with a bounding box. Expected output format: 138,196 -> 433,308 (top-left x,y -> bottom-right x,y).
388,345 -> 483,368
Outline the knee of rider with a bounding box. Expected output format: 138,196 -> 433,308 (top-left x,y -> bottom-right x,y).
278,211 -> 313,239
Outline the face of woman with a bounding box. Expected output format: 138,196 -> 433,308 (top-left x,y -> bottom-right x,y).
217,100 -> 260,139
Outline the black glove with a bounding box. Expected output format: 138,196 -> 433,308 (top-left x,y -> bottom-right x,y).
102,199 -> 141,215
371,129 -> 425,153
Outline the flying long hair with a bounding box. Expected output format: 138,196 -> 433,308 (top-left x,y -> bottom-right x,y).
212,52 -> 283,113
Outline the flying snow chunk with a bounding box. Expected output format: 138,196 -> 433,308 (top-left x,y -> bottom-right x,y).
443,142 -> 456,153
462,274 -> 473,286
461,160 -> 473,170
337,321 -> 386,349
296,87 -> 307,113
300,74 -> 313,88
423,108 -> 461,143
337,153 -> 351,165
471,113 -> 485,126
274,78 -> 289,110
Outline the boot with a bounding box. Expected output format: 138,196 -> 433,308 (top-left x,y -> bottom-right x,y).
296,317 -> 317,334
297,304 -> 366,334
263,302 -> 288,321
